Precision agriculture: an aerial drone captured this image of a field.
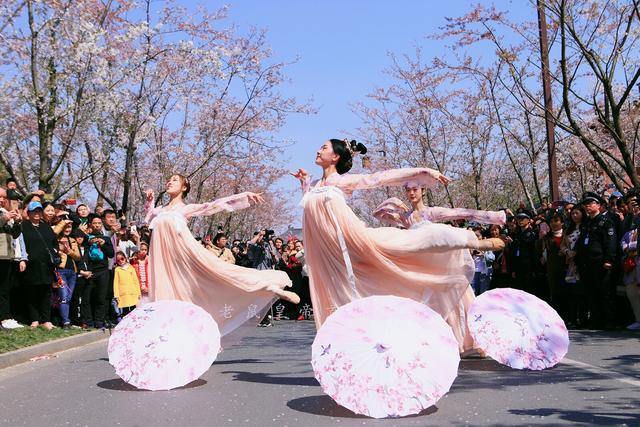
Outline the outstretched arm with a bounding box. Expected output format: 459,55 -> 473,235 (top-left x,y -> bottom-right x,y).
335,168 -> 450,194
424,207 -> 507,225
183,192 -> 264,219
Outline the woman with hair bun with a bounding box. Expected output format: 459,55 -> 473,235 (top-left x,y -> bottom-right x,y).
291,139 -> 504,333
373,182 -> 506,354
144,174 -> 299,345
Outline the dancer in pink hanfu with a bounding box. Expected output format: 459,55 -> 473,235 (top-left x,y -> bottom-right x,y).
144,174 -> 299,341
291,139 -> 504,330
373,186 -> 506,354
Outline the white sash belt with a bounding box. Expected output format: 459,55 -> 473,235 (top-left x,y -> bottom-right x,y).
301,186 -> 358,299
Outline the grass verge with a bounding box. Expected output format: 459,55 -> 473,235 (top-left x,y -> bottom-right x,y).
0,326 -> 85,354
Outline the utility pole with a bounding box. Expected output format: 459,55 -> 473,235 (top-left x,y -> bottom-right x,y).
537,0 -> 560,201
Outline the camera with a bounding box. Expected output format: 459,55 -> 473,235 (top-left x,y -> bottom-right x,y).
7,189 -> 22,201
264,229 -> 275,238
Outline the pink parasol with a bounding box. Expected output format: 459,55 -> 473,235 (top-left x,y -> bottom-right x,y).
311,295 -> 459,419
468,288 -> 569,370
108,300 -> 220,391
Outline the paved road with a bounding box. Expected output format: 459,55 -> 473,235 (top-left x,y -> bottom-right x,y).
0,321 -> 639,427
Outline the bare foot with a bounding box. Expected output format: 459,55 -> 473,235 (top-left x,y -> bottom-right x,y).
460,348 -> 488,359
276,290 -> 300,305
42,322 -> 55,330
30,321 -> 39,328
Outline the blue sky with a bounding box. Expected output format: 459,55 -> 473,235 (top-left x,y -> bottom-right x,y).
180,1 -> 531,226
216,1 -> 528,175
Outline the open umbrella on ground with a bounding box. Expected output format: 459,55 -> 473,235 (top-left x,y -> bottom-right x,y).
108,300 -> 220,390
311,295 -> 459,419
468,288 -> 569,370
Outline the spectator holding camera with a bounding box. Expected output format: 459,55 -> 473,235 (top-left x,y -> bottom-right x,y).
248,229 -> 277,270
5,178 -> 23,212
80,214 -> 114,329
21,201 -> 58,330
208,232 -> 235,264
248,229 -> 281,326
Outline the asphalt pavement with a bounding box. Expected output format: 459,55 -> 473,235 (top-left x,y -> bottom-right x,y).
0,320 -> 638,427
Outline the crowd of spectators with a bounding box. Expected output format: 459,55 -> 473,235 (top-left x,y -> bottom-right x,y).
0,179 -> 151,330
467,190 -> 639,331
2,174 -> 638,333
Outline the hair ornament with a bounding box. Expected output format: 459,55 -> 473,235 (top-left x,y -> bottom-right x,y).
344,139 -> 364,157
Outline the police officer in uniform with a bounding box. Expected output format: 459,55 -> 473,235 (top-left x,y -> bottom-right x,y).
576,192 -> 617,329
508,208 -> 540,295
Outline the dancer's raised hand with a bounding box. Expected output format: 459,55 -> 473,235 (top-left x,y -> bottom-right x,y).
290,168 -> 309,183
145,189 -> 154,203
438,174 -> 452,185
422,168 -> 451,186
246,192 -> 265,204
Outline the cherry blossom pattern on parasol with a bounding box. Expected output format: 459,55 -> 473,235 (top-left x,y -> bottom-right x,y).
108,300 -> 220,391
311,295 -> 460,419
468,288 -> 569,370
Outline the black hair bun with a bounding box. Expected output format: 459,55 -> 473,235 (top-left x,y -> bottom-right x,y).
349,140 -> 368,155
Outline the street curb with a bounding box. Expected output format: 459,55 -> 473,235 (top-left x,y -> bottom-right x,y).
0,329 -> 109,370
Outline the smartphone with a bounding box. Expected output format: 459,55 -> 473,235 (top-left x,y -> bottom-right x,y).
130,225 -> 137,233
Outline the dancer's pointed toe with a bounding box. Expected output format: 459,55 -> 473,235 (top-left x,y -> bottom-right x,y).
278,290 -> 300,305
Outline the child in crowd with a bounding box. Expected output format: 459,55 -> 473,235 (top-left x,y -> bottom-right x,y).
131,242 -> 150,305
113,251 -> 141,317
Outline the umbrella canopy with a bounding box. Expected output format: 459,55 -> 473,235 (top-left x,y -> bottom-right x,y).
108,300 -> 220,390
311,295 -> 459,419
468,288 -> 569,370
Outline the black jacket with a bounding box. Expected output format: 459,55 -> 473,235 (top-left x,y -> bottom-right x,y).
21,221 -> 57,285
576,212 -> 616,266
508,227 -> 538,272
83,230 -> 114,273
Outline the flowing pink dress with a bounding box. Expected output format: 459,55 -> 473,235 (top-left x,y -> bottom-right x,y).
373,197 -> 506,352
300,168 -> 482,335
144,193 -> 292,342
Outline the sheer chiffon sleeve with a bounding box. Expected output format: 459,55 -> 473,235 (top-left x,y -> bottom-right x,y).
301,176 -> 312,194
372,197 -> 412,228
424,207 -> 506,225
332,168 -> 443,195
144,198 -> 158,225
182,192 -> 253,219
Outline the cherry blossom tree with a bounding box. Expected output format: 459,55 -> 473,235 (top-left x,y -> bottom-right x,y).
440,1 -> 640,192
0,0 -> 307,235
